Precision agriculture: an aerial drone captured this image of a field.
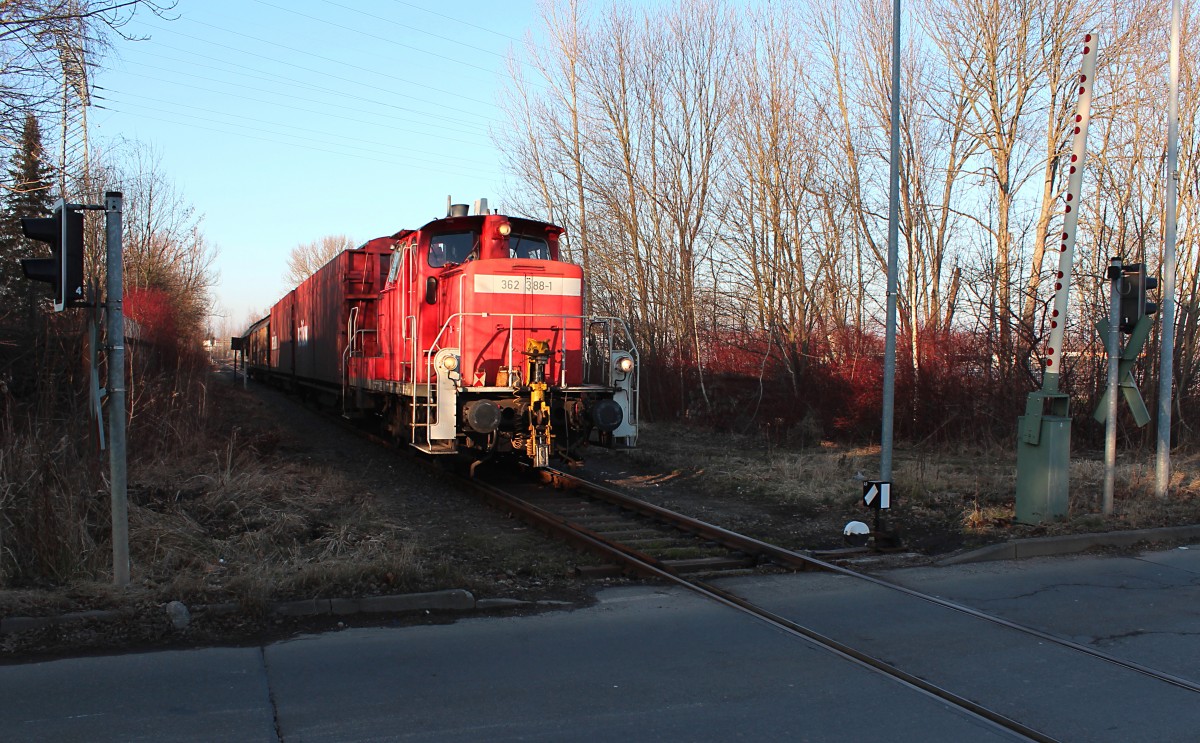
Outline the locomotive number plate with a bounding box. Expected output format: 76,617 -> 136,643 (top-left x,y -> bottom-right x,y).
474,274 -> 582,296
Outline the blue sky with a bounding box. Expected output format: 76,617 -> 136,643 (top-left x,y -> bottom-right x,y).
94,0 -> 544,330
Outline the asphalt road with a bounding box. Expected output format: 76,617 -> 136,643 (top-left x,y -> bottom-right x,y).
2,544 -> 1198,742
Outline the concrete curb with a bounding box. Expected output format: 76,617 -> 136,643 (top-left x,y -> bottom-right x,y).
0,609 -> 125,635
937,524 -> 1200,566
1,588 -> 543,636
10,525 -> 1196,634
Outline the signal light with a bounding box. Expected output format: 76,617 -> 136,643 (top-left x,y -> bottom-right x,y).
18,200 -> 85,311
1118,262 -> 1158,334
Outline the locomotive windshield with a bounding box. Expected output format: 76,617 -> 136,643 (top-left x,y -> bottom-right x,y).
427,231 -> 552,264
429,232 -> 475,267
509,235 -> 550,260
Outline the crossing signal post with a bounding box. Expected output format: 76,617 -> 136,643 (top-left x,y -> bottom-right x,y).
104,191 -> 129,587
20,199 -> 85,311
1118,263 -> 1158,334
1096,258 -> 1159,514
1094,261 -> 1158,430
12,192 -> 129,587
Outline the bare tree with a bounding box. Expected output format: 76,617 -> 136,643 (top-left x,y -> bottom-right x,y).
94,141 -> 217,342
642,0 -> 733,412
928,0 -> 1049,376
722,3 -> 827,395
1166,6 -> 1200,432
285,234 -> 355,286
1,1 -> 173,152
497,0 -> 1200,434
536,0 -> 593,310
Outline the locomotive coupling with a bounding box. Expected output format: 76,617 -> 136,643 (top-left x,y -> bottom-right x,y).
524,339 -> 554,468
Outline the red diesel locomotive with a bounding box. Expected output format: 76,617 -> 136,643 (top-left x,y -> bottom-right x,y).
241,200 -> 639,466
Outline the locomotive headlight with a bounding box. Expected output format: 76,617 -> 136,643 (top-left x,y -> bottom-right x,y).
497,222 -> 512,236
616,356 -> 635,374
442,355 -> 459,372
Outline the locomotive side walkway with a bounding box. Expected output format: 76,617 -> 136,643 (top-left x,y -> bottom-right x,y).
2,542 -> 1198,742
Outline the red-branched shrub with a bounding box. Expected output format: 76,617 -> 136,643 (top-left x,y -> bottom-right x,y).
124,286 -> 180,364
636,323 -> 1016,444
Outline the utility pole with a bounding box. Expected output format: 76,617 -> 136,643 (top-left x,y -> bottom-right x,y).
1103,258 -> 1122,514
106,191 -> 128,587
1156,0 -> 1182,499
880,0 -> 901,483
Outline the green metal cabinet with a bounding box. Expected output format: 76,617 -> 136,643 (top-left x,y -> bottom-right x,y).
1016,412 -> 1071,524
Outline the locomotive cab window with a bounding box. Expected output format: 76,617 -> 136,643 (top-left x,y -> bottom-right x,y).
428,232 -> 476,267
509,235 -> 550,260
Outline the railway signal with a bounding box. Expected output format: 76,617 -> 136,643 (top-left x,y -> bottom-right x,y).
15,192 -> 128,586
1095,260 -> 1155,429
1118,262 -> 1158,334
19,199 -> 85,311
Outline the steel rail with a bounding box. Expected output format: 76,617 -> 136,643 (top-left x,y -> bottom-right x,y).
541,467 -> 829,568
547,468 -> 1200,696
469,475 -> 1052,742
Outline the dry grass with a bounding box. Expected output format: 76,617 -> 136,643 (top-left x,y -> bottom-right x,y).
623,423 -> 871,505
0,401 -> 109,587
1,361 -> 422,616
125,422 -> 423,610
622,421 -> 1200,549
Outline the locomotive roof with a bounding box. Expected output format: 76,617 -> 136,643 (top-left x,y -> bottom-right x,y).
413,214 -> 563,236
378,214 -> 564,246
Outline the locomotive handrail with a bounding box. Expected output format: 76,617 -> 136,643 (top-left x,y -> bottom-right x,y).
424,311 -> 639,387
341,306 -> 358,417
398,308 -> 639,449
411,310 -> 640,447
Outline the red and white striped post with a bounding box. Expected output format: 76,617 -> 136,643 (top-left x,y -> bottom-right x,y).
1015,33 -> 1099,524
1043,33 -> 1098,387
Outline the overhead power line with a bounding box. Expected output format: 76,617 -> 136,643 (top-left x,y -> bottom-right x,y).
103,88 -> 490,156
380,0 -> 530,45
182,14 -> 510,98
131,41 -> 498,115
98,106 -> 497,179
260,0 -> 512,64
114,63 -> 493,139
140,19 -> 504,118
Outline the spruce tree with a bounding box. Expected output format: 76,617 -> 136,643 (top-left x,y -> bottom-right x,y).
0,114 -> 57,309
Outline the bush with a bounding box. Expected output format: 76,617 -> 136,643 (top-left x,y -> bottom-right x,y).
0,316 -> 109,586
1,314 -> 419,604
0,310 -> 214,588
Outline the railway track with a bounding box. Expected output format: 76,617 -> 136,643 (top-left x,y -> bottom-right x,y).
468,464 -> 810,578
461,464 -> 1200,743
250,382 -> 1198,741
